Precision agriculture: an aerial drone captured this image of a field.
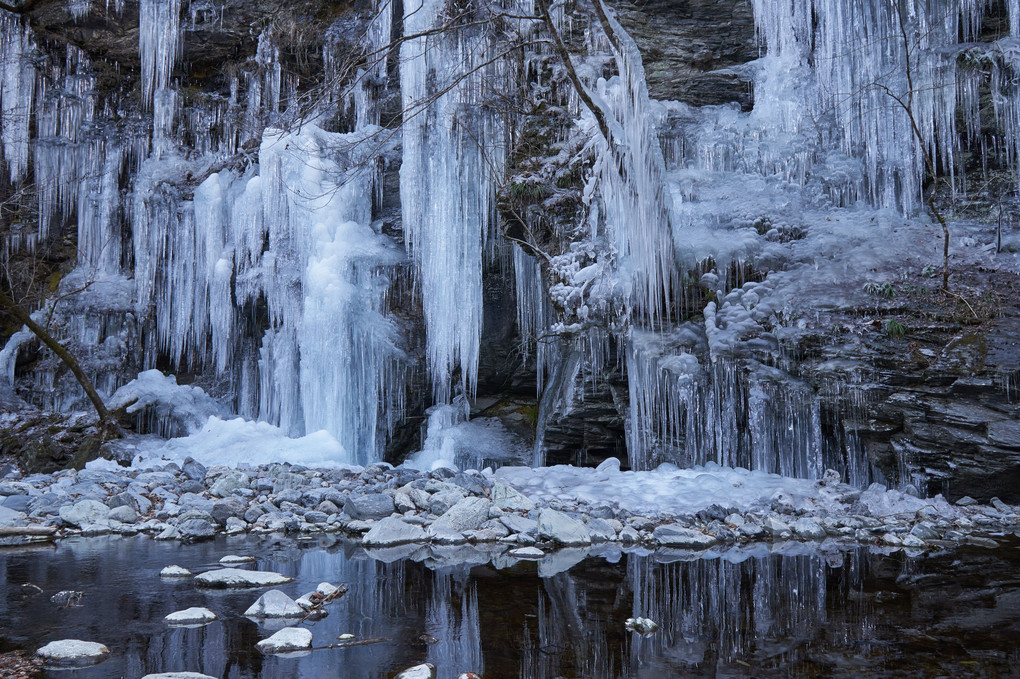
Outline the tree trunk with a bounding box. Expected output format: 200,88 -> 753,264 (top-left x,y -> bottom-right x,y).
0,290 -> 112,426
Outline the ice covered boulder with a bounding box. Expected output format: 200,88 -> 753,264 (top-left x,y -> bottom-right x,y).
194,568 -> 292,588
256,627 -> 313,654
159,565 -> 191,577
36,639 -> 110,666
164,607 -> 217,625
244,590 -> 305,618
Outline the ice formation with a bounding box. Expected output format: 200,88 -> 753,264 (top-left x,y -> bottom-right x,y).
0,0 -> 1017,484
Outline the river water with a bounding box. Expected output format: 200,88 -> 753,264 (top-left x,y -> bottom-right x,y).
1,535 -> 1018,678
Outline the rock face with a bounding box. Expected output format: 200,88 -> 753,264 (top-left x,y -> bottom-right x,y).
800,306 -> 1020,503
610,0 -> 756,108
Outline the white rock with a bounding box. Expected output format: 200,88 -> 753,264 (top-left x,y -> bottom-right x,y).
194,568 -> 292,588
652,524 -> 716,548
625,617 -> 660,636
316,582 -> 338,596
59,500 -> 110,528
428,497 -> 491,535
142,674 -> 218,679
491,482 -> 535,511
537,509 -> 591,545
509,546 -> 544,559
256,627 -> 313,654
725,513 -> 745,527
791,517 -> 826,540
36,639 -> 110,666
219,554 -> 255,565
164,607 -> 217,625
337,634 -> 355,641
244,590 -> 305,618
901,533 -> 927,548
395,664 -> 436,679
363,516 -> 427,546
159,565 -> 191,577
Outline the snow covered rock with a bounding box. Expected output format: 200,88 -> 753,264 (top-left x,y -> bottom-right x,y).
164,607 -> 217,625
363,517 -> 427,546
491,482 -> 535,511
652,524 -> 716,548
245,590 -> 305,618
142,673 -> 218,679
194,568 -> 292,588
509,547 -> 545,559
159,565 -> 191,577
256,627 -> 313,654
58,500 -> 109,528
537,509 -> 591,545
36,640 -> 110,666
791,517 -> 826,540
219,554 -> 255,565
394,664 -> 436,679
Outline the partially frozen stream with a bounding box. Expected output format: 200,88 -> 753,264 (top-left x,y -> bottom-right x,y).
1,534 -> 1018,677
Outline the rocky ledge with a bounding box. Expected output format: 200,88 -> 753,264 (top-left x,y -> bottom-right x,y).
0,456 -> 1018,555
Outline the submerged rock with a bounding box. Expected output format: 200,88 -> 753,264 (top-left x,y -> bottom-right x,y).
194,568 -> 292,588
256,627 -> 313,654
36,639 -> 110,666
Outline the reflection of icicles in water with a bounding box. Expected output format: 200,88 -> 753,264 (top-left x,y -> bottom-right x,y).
626,549 -> 827,671
425,573 -> 484,678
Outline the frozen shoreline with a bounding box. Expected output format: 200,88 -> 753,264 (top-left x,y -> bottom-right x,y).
2,453 -> 1018,558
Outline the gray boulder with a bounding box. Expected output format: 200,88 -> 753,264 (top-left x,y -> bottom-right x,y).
652,524 -> 717,548
59,499 -> 110,528
363,517 -> 428,546
537,509 -> 591,545
344,493 -> 395,520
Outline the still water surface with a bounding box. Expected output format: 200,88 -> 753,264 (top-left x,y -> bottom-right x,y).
1,535 -> 1018,678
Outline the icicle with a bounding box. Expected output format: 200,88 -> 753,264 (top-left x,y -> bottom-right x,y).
0,13 -> 35,183
139,0 -> 181,109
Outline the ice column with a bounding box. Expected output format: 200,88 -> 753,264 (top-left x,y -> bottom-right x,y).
400,0 -> 506,403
